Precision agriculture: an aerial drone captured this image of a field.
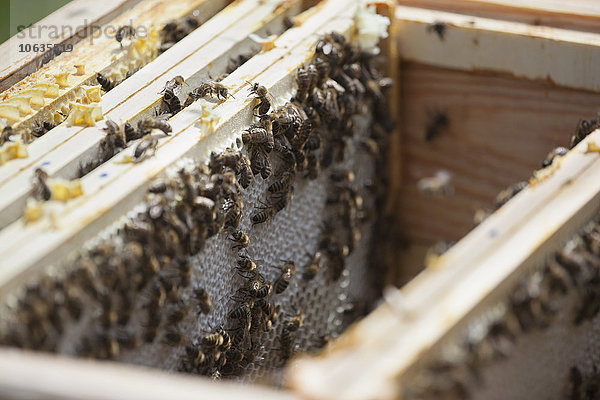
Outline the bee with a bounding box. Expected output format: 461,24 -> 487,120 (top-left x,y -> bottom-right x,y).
242,125 -> 274,152
32,121 -> 56,138
97,72 -> 116,92
229,230 -> 249,250
273,261 -> 295,294
248,277 -> 272,299
572,115 -> 600,148
166,301 -> 190,324
330,169 -> 355,184
160,17 -> 199,52
250,147 -> 272,179
268,170 -> 295,193
495,181 -> 528,209
248,82 -> 271,116
285,309 -> 304,331
32,167 -> 51,201
295,65 -> 315,103
271,187 -> 293,213
542,146 -> 568,168
175,257 -> 191,288
279,326 -> 295,361
209,148 -> 241,172
236,254 -> 257,274
302,251 -> 322,281
187,81 -> 230,102
132,136 -> 159,163
160,76 -> 185,96
416,169 -> 453,197
304,152 -> 320,180
251,204 -> 275,225
425,110 -> 449,141
163,88 -> 182,114
116,25 -> 136,48
360,137 -> 379,157
103,119 -> 126,148
138,115 -> 172,136
228,303 -> 251,321
238,154 -> 253,189
163,329 -> 186,346
314,57 -> 330,86
123,122 -> 139,141
193,286 -> 212,315
427,20 -> 447,40
0,126 -> 13,145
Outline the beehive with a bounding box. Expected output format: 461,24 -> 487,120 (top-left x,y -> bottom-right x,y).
2,1 -> 600,399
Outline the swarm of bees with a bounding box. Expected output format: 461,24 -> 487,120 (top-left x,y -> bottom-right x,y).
0,30 -> 392,382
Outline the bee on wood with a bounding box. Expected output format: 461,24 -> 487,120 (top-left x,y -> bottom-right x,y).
123,122 -> 139,141
495,181 -> 528,209
303,251 -> 322,281
542,146 -> 568,168
132,136 -> 159,163
103,119 -> 126,148
427,21 -> 447,40
160,17 -> 199,52
273,261 -> 295,294
163,88 -> 182,114
572,115 -> 600,148
97,72 -> 116,92
238,154 -> 253,189
268,170 -> 295,193
32,167 -> 51,201
160,76 -> 185,96
193,286 -> 212,315
116,25 -> 136,48
138,114 -> 172,136
186,81 -> 230,104
32,121 -> 56,138
229,229 -> 249,250
425,110 -> 449,141
248,82 -> 272,116
0,126 -> 13,145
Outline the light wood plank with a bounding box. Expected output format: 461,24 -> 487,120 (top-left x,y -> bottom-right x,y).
0,348 -> 296,400
396,0 -> 600,32
395,6 -> 600,93
0,0 -> 357,297
0,0 -> 142,93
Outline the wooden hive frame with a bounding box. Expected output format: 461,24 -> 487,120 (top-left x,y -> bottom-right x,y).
3,0 -> 600,399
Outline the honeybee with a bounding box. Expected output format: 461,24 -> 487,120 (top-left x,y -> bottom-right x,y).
188,81 -> 230,102
248,276 -> 272,299
250,147 -> 271,179
238,154 -> 253,189
285,309 -> 304,331
160,17 -> 199,52
271,186 -> 293,213
32,167 -> 51,201
138,115 -> 172,136
302,251 -> 322,281
163,88 -> 182,114
229,230 -> 249,250
268,170 -> 295,193
304,152 -> 320,180
572,115 -> 600,148
427,21 -> 447,40
103,119 -> 126,148
248,82 -> 271,116
97,72 -> 116,92
273,261 -> 295,294
160,76 -> 185,96
163,329 -> 186,346
32,121 -> 56,138
495,181 -> 528,209
236,254 -> 257,275
209,148 -> 241,172
417,170 -> 453,197
132,136 -> 159,163
194,286 -> 212,315
116,25 -> 136,48
0,126 -> 13,145
542,146 -> 568,168
242,125 -> 274,152
425,110 -> 449,141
